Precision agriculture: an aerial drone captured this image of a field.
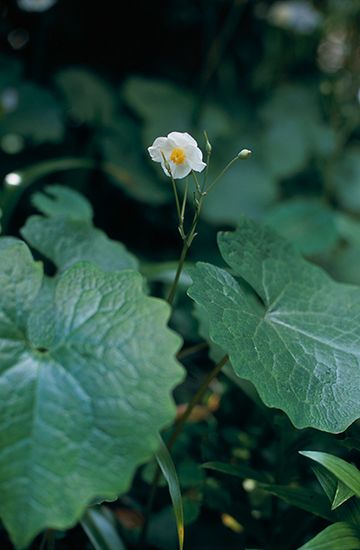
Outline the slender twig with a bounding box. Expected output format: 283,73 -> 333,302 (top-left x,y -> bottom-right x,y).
166,186 -> 207,305
167,354 -> 229,450
138,354 -> 229,547
199,0 -> 246,91
192,171 -> 202,195
192,0 -> 246,125
206,155 -> 240,194
166,241 -> 189,306
177,341 -> 208,360
170,175 -> 182,225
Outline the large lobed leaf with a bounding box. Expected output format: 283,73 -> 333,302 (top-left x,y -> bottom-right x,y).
188,216 -> 360,433
0,239 -> 183,548
21,185 -> 138,273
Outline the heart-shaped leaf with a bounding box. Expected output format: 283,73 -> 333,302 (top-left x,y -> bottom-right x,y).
0,239 -> 183,548
188,216 -> 360,432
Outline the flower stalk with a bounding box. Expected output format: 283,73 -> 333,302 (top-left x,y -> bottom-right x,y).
141,131 -> 251,547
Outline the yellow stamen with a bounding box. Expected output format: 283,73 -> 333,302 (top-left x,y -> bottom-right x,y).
170,147 -> 186,165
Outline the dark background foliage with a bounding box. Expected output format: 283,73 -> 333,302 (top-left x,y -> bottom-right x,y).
1,1 -> 360,548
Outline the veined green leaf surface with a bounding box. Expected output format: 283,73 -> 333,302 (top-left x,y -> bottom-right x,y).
188,216 -> 360,432
23,185 -> 138,273
300,452 -> 360,498
0,240 -> 183,548
261,484 -> 334,521
311,464 -> 360,526
21,215 -> 138,273
298,522 -> 360,550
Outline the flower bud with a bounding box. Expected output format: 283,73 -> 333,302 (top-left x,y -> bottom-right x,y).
204,131 -> 212,155
237,149 -> 252,159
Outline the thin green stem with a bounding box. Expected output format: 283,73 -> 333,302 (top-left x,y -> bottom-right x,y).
191,170 -> 202,196
166,241 -> 189,306
206,155 -> 240,193
167,353 -> 229,450
202,147 -> 212,192
170,176 -> 182,225
177,341 -> 208,360
178,180 -> 188,240
166,181 -> 207,305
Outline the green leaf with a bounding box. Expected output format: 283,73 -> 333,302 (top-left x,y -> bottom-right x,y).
31,185 -> 93,221
123,77 -> 230,147
260,484 -> 334,521
332,481 -> 356,510
156,437 -> 184,550
300,452 -> 360,498
265,199 -> 338,256
81,507 -> 126,550
312,463 -> 342,503
328,244 -> 360,286
330,148 -> 360,213
0,240 -> 183,548
298,522 -> 360,550
21,215 -> 138,273
335,214 -> 360,246
55,68 -> 116,126
123,77 -> 193,145
0,83 -> 64,144
259,85 -> 335,179
202,461 -> 272,484
188,216 -> 360,432
1,157 -> 160,220
312,464 -> 360,525
98,122 -> 169,204
206,457 -> 334,522
261,117 -> 309,178
260,119 -> 334,178
202,157 -> 277,225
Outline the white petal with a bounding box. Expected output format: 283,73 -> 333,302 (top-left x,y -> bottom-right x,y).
171,162 -> 192,179
185,145 -> 207,173
167,131 -> 198,148
148,137 -> 168,162
190,159 -> 206,173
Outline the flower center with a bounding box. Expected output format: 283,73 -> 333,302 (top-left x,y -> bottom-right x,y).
170,147 -> 186,165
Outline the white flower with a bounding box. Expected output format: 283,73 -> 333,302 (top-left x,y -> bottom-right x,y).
148,131 -> 206,179
17,0 -> 57,12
